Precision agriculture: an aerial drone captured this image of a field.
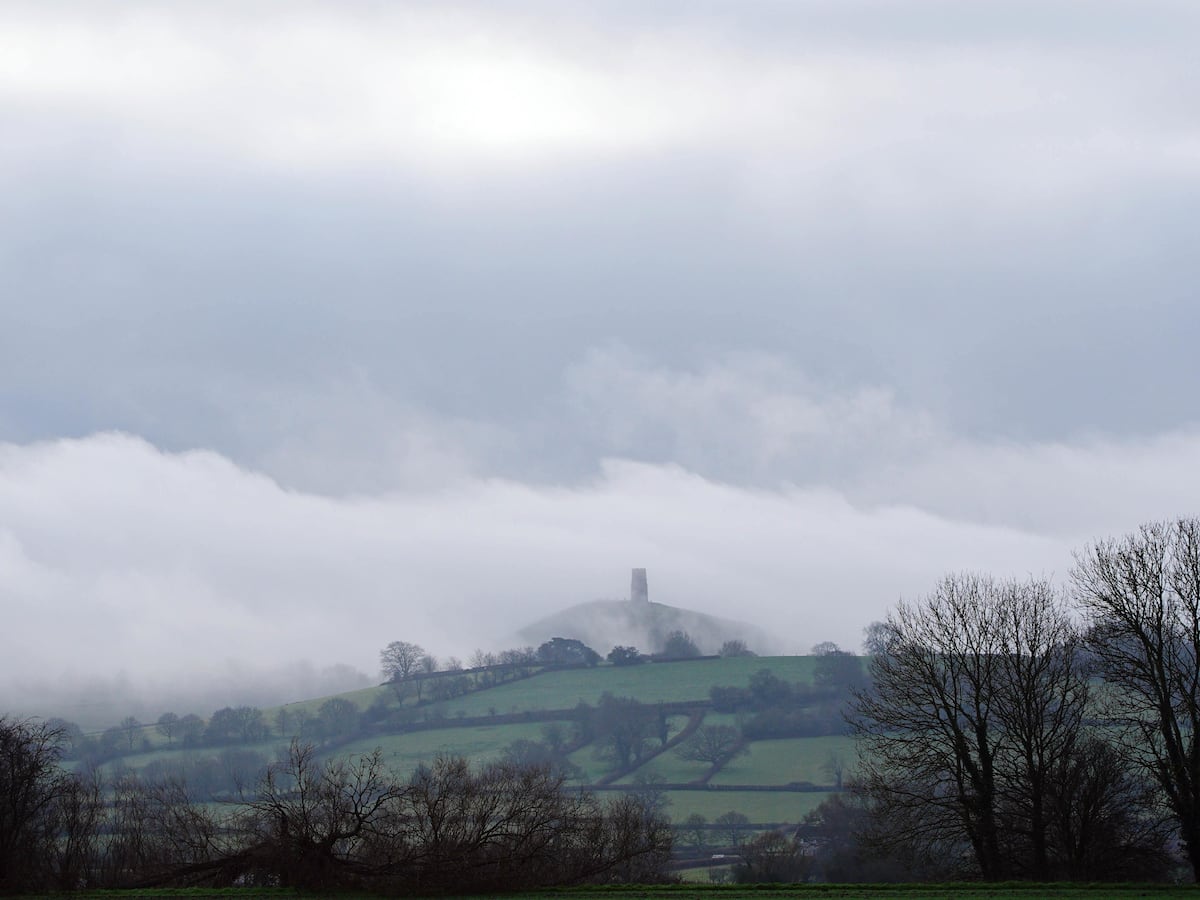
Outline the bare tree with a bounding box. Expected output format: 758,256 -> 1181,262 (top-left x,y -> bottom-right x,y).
156,713 -> 180,746
240,741 -> 404,890
1045,736 -> 1171,880
102,774 -> 229,886
379,640 -> 425,682
852,574 -> 1008,877
714,810 -> 750,848
990,577 -> 1090,879
680,813 -> 708,849
119,716 -> 142,752
0,717 -> 73,891
851,573 -> 1089,880
735,831 -> 808,883
675,724 -> 747,767
593,694 -> 654,770
1073,518 -> 1200,880
46,766 -> 104,889
861,620 -> 895,656
822,751 -> 846,790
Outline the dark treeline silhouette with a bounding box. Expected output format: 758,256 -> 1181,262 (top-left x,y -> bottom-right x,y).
0,720 -> 671,895
839,517 -> 1200,883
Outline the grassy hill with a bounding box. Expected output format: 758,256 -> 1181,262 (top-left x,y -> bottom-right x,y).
78,654 -> 860,830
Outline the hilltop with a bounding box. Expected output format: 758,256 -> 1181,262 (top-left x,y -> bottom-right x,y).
514,568 -> 772,655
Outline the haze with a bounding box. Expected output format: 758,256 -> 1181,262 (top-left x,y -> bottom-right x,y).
3,1 -> 1199,716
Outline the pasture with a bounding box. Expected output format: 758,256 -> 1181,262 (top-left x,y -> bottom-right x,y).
422,656 -> 819,717
708,735 -> 856,786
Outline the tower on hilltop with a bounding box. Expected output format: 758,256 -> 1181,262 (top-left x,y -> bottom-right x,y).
631,568 -> 648,604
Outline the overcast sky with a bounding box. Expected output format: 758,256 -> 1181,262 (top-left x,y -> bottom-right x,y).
3,1 -> 1199,714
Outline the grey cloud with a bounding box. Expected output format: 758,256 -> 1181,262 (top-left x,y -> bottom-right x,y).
3,428 -> 1195,716
1,2 -> 1199,714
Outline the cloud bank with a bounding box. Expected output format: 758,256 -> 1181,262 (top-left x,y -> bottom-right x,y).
2,2 -> 1199,720
5,418 -> 1199,718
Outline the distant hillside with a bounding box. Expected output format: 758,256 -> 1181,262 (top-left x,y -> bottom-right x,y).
515,598 -> 772,656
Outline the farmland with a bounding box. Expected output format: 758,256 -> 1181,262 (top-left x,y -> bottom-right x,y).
79,655 -> 856,829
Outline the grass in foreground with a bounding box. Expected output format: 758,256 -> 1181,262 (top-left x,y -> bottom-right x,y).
28,883 -> 1200,900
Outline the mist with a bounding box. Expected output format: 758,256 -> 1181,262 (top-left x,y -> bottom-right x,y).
5,425 -> 1199,719
3,3 -> 1199,720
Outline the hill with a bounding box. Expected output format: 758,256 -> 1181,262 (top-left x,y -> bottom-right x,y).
67,654 -> 861,834
516,599 -> 772,656
514,567 -> 774,656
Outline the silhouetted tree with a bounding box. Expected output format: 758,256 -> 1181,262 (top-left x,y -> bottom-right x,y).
675,724 -> 747,767
205,706 -> 266,745
380,640 -> 425,681
852,573 -> 1092,880
680,813 -> 708,849
735,831 -> 809,883
0,717 -> 75,892
607,645 -> 646,666
1073,517 -> 1200,880
714,810 -> 750,848
538,637 -> 601,666
593,694 -> 654,770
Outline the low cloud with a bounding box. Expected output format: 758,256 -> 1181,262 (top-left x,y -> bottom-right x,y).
5,425 -> 1196,718
565,347 -> 943,484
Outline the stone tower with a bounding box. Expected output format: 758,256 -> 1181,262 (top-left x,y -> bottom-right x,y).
631,568 -> 648,604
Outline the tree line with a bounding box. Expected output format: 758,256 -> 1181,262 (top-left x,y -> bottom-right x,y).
844,518 -> 1200,882
0,723 -> 671,894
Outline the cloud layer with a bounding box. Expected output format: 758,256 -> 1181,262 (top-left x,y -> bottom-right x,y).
2,3 -> 1199,717
5,423 -> 1199,716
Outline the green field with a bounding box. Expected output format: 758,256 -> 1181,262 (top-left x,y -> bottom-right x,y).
615,751 -> 712,785
421,656 -> 818,717
708,735 -> 856,787
72,655 -> 850,826
336,721 -> 551,774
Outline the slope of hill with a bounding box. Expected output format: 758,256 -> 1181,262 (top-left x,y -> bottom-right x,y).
73,655 -> 858,830
516,598 -> 773,656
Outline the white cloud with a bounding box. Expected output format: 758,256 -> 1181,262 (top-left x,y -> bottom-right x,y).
565,347 -> 943,483
2,1 -> 1199,722
7,427 -> 1196,717
853,429 -> 1200,538
0,5 -> 712,173
1,0 -> 1194,195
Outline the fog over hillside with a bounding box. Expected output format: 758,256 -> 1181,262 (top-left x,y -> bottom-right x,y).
2,2 -> 1199,715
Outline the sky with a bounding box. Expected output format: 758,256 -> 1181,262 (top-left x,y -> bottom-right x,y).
2,1 -> 1200,716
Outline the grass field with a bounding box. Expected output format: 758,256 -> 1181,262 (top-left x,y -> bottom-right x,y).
70,656 -> 852,827
615,751 -> 712,785
708,735 -> 857,787
335,721 -> 551,774
420,656 -> 818,718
